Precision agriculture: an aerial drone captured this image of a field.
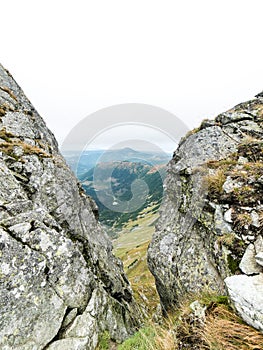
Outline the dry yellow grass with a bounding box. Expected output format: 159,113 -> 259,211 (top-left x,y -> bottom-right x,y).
202,305 -> 263,350
160,293 -> 263,350
115,240 -> 159,317
0,140 -> 50,158
204,168 -> 226,195
0,86 -> 18,101
154,329 -> 175,350
0,107 -> 6,116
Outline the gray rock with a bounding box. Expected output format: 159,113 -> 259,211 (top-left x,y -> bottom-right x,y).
189,300 -> 206,324
214,205 -> 233,235
62,308 -> 78,328
0,63 -> 140,349
255,91 -> 263,98
148,94 -> 263,318
224,208 -> 233,223
237,156 -> 248,164
225,274 -> 263,332
251,211 -> 260,228
255,235 -> 263,254
239,244 -> 262,275
255,252 -> 263,267
223,176 -> 243,194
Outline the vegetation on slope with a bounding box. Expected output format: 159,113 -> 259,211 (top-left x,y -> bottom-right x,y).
81,161 -> 165,230
102,204 -> 263,350
97,288 -> 263,349
113,207 -> 160,317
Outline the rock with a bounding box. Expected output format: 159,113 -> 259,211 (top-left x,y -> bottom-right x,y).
0,63 -> 140,350
224,208 -> 233,223
189,300 -> 206,324
255,235 -> 263,254
237,156 -> 248,164
214,205 -> 232,235
222,176 -> 243,194
255,252 -> 263,267
62,308 -> 78,328
251,211 -> 260,228
255,91 -> 263,98
225,274 -> 263,332
239,244 -> 262,275
152,304 -> 163,324
148,93 -> 263,320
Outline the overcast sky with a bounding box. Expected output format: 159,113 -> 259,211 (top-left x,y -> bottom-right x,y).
1,1 -> 263,152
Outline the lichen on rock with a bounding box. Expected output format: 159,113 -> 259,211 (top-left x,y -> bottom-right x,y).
148,94 -> 263,331
0,63 -> 141,350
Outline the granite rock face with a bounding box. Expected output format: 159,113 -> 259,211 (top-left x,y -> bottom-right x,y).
225,274 -> 263,332
148,94 -> 263,331
0,64 -> 140,350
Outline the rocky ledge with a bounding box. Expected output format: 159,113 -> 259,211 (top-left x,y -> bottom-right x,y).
0,64 -> 140,350
148,94 -> 263,331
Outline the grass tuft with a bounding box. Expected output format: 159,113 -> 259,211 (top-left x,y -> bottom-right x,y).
96,331 -> 111,350
117,327 -> 156,350
204,168 -> 226,196
0,139 -> 50,159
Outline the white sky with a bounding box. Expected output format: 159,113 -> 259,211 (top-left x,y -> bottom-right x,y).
1,0 -> 263,152
86,125 -> 175,152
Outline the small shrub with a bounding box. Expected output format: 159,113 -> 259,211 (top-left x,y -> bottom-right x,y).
96,331 -> 111,350
239,134 -> 261,145
217,233 -> 237,247
232,185 -> 254,205
235,213 -> 252,229
227,255 -> 240,274
0,128 -> 14,142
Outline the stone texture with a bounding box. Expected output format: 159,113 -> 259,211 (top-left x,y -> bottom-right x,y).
239,244 -> 262,275
148,92 -> 263,332
0,64 -> 140,349
214,205 -> 233,235
225,274 -> 263,332
255,252 -> 263,267
255,235 -> 263,254
189,300 -> 206,325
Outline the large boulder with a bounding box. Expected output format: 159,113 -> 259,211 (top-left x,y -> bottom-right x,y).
0,64 -> 140,350
148,94 -> 263,331
225,274 -> 263,332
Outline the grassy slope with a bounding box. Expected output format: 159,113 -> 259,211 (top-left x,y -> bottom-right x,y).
109,204 -> 263,350
113,206 -> 160,317
81,162 -> 165,229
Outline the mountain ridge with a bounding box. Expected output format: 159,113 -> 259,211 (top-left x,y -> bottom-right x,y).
63,147 -> 171,177
80,160 -> 166,231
